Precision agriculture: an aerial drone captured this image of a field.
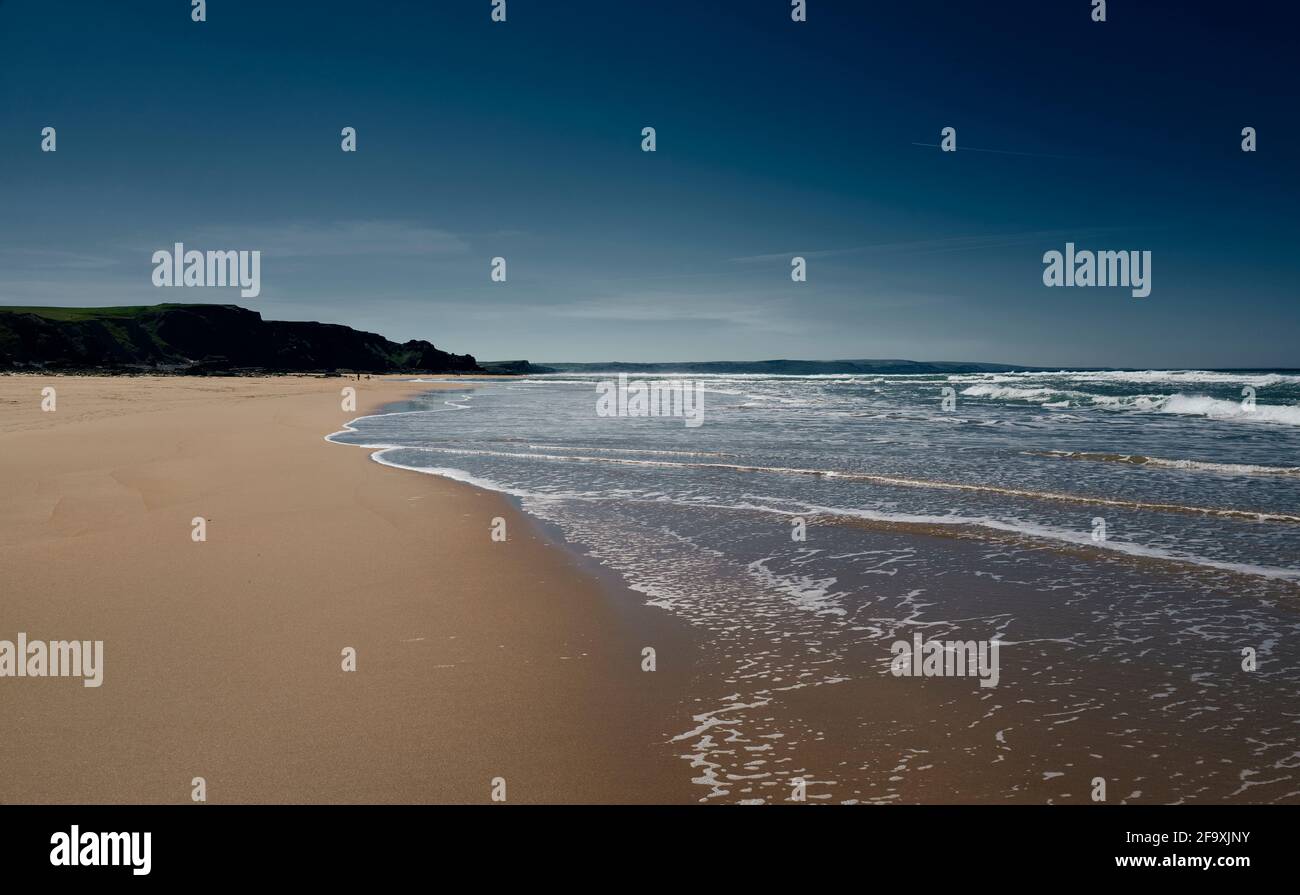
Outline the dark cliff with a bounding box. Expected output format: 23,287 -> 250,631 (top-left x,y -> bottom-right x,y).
0,304 -> 483,374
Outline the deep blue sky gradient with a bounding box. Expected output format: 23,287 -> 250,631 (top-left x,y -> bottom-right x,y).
0,0 -> 1296,365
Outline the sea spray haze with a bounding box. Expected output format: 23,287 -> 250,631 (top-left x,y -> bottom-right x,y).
331,371 -> 1300,803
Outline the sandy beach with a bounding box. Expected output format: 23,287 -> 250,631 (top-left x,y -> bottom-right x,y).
6,374 -> 1298,806
0,375 -> 695,804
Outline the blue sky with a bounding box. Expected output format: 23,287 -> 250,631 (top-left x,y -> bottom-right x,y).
0,0 -> 1296,366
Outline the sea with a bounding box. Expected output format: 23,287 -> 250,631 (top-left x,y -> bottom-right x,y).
329,370 -> 1300,804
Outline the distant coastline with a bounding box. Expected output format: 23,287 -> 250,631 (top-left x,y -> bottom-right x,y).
531,361 -> 1300,376
7,304 -> 1299,379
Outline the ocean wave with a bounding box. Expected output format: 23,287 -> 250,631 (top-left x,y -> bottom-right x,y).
961,383 -> 1300,426
387,445 -> 1300,524
1158,394 -> 1300,426
1032,450 -> 1300,476
948,370 -> 1300,387
332,437 -> 1300,583
368,450 -> 573,502
959,383 -> 1165,409
960,384 -> 1084,403
804,505 -> 1300,583
524,443 -> 733,458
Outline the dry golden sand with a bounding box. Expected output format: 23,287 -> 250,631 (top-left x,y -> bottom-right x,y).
0,375 -> 695,804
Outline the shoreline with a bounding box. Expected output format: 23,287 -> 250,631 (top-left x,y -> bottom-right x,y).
0,375 -> 697,804
336,380 -> 1300,804
7,374 -> 1297,804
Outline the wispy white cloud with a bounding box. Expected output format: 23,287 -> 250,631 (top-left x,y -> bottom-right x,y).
135,220 -> 471,258
0,277 -> 154,307
0,248 -> 121,270
541,290 -> 810,331
729,228 -> 1125,264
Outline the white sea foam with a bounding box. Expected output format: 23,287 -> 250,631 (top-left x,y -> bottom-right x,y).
326,377 -> 1300,591
1035,450 -> 1300,476
746,558 -> 848,615
947,370 -> 1300,387
802,504 -> 1300,583
525,443 -> 732,458
960,384 -> 1065,402
375,445 -> 1300,524
368,450 -> 559,501
336,438 -> 1300,583
1158,394 -> 1300,427
961,382 -> 1300,427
